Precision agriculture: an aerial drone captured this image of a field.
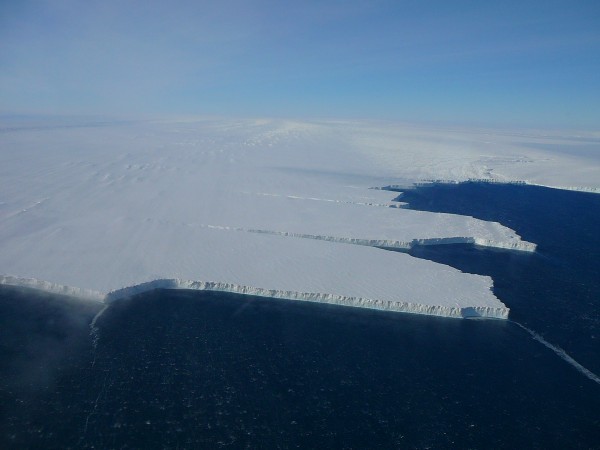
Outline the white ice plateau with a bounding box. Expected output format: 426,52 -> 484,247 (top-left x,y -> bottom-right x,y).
1,118 -> 598,318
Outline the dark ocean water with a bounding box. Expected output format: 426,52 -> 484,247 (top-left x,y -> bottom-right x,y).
393,182 -> 600,376
0,183 -> 599,449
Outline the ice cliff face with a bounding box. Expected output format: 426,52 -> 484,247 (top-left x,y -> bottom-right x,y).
104,279 -> 510,319
206,226 -> 536,252
0,276 -> 104,302
4,118 -> 591,319
0,276 -> 508,320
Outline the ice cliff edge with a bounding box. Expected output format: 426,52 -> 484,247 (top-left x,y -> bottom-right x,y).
0,276 -> 510,320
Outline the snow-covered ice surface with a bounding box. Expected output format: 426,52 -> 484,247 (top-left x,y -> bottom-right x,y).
1,118 -> 598,318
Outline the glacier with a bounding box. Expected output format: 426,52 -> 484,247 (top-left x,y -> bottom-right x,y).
0,118 -> 598,318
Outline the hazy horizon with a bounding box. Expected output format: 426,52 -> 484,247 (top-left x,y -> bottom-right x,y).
2,1 -> 599,128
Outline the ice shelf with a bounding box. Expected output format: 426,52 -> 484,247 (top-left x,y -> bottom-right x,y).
1,118 -> 596,318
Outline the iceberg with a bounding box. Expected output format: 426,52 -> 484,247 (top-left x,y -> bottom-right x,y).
0,118 -> 596,318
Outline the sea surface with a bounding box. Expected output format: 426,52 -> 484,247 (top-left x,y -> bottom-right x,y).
0,182 -> 598,449
393,182 -> 600,376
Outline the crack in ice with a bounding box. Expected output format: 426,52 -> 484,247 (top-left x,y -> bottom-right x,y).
90,304 -> 109,366
242,191 -> 400,208
511,321 -> 600,385
193,223 -> 536,252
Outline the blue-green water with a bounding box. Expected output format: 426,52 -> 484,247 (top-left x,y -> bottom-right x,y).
0,183 -> 598,449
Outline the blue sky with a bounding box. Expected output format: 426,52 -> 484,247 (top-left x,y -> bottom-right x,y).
1,0 -> 599,127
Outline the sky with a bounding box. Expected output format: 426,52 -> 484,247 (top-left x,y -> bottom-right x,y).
1,0 -> 599,128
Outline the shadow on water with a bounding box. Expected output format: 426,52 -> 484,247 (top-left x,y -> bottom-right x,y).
1,285 -> 599,449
